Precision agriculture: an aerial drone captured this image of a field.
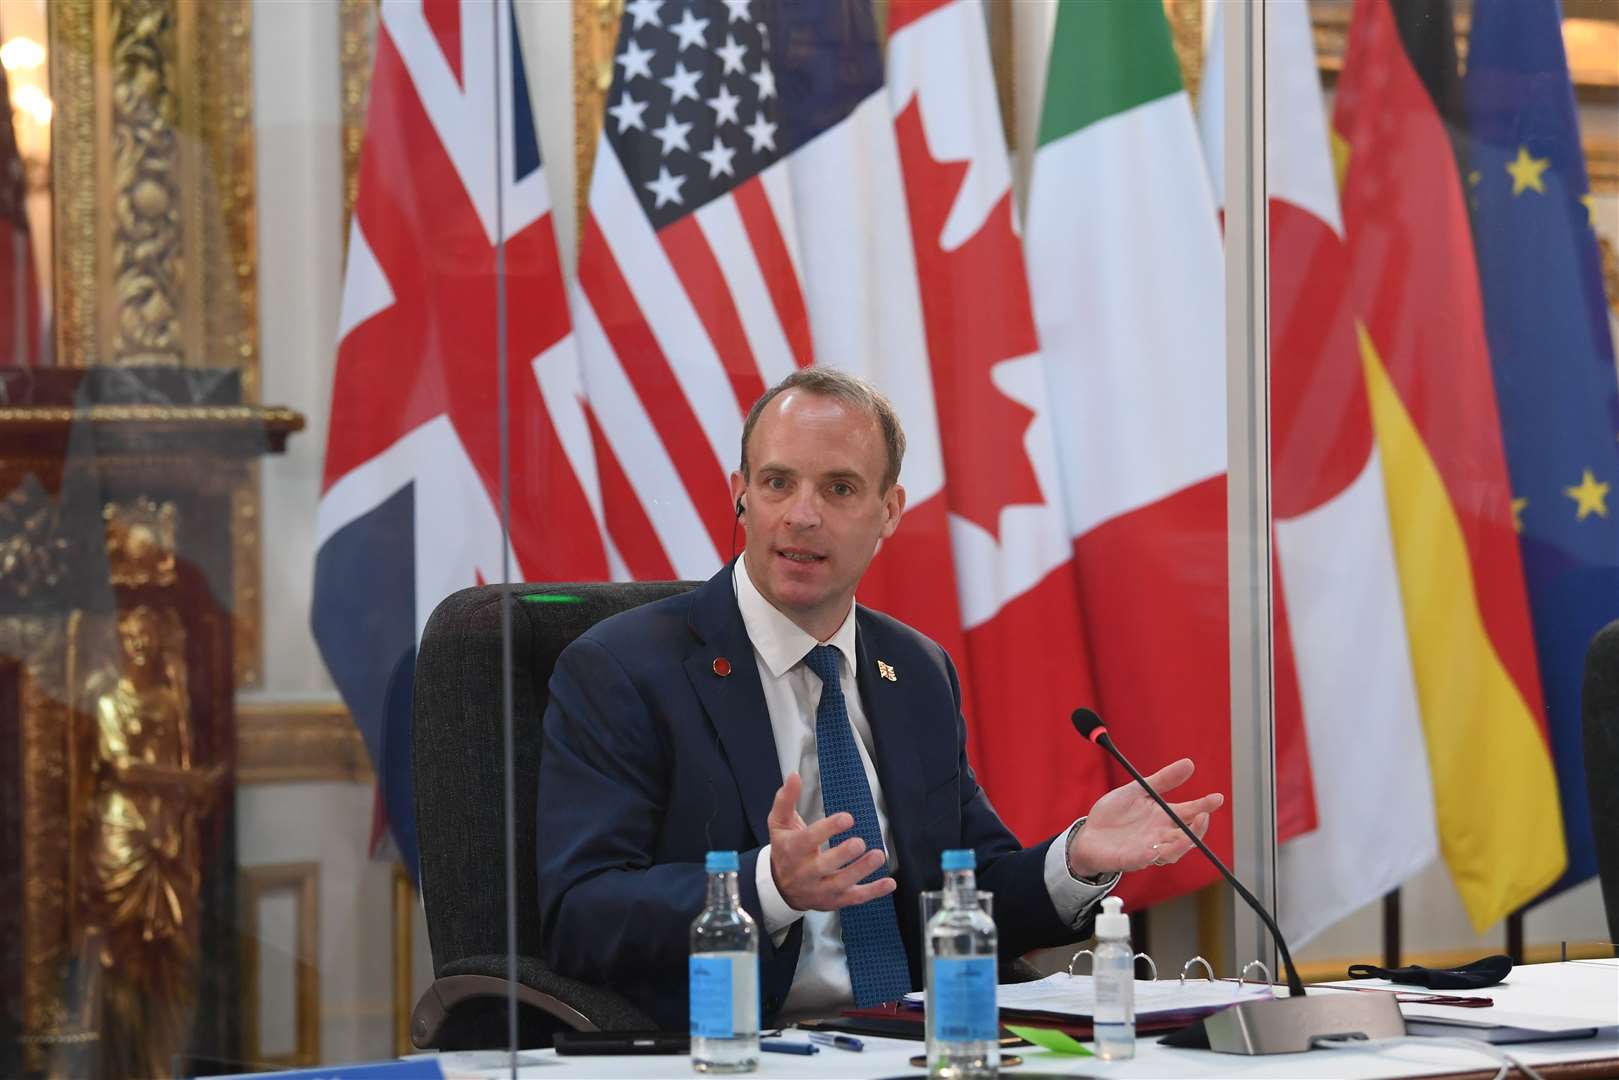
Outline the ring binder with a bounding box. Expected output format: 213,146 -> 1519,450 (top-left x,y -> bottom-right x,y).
1067,947 -> 1155,981
914,952 -> 1278,1027
1180,955 -> 1215,985
1240,960 -> 1272,990
1070,948 -> 1285,997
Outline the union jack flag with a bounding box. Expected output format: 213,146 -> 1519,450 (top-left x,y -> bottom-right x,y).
313,0 -> 604,872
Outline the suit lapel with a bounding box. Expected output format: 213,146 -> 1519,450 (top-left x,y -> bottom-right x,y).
685,565 -> 782,848
855,610 -> 927,868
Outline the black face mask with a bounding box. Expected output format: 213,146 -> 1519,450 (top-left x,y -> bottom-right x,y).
1347,954 -> 1513,990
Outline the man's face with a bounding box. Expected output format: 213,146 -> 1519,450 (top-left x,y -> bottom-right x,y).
731,390 -> 905,639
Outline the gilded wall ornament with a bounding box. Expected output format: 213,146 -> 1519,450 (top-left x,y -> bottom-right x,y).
102,496 -> 177,587
78,604 -> 224,1080
0,476 -> 71,601
109,0 -> 183,366
340,0 -> 378,239
1,614 -> 73,1075
49,0 -> 268,685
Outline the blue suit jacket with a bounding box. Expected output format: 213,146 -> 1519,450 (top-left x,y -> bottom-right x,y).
535,564 -> 1083,1029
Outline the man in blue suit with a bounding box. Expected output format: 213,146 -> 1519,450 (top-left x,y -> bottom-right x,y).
536,369 -> 1223,1029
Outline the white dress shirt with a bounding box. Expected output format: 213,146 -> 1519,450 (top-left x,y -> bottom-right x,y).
734,560 -> 1116,1019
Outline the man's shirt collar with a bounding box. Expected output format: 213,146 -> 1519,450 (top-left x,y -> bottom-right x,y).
733,558 -> 857,680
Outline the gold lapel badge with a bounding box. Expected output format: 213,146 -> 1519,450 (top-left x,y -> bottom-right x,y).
877,660 -> 897,683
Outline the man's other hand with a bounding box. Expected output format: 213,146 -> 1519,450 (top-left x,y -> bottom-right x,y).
1067,758 -> 1225,878
768,772 -> 897,911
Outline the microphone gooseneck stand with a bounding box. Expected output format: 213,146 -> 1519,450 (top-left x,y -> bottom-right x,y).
1071,708 -> 1406,1054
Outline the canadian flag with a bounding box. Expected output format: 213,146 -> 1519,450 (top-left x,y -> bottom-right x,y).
885,0 -> 1112,840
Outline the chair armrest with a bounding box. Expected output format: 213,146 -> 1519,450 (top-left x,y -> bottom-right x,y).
411,954 -> 656,1050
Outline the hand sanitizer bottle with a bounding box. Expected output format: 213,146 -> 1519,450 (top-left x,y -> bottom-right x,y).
690,851 -> 758,1073
925,849 -> 998,1078
1092,895 -> 1135,1060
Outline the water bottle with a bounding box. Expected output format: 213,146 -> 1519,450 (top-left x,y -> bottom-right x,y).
925,849 -> 998,1079
1092,895 -> 1135,1060
689,851 -> 759,1073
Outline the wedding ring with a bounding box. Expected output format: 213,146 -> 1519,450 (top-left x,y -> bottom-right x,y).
1151,843 -> 1167,868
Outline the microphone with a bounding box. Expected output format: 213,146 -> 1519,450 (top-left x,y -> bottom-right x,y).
1071,708 -> 1403,1054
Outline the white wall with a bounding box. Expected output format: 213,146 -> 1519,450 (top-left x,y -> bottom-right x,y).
237,780 -> 434,1063
515,0 -> 578,276
1010,0 -> 1057,214
251,0 -> 344,703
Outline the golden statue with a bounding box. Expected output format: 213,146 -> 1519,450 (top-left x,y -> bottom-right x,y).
81,605 -> 223,1079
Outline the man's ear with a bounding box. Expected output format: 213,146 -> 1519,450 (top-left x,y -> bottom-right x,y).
729,470 -> 746,509
880,483 -> 906,539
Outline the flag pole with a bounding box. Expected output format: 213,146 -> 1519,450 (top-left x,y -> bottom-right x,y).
1223,0 -> 1277,983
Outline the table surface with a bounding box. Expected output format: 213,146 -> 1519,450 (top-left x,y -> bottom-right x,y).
419,959 -> 1619,1080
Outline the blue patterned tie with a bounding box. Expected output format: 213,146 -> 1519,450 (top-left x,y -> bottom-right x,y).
803,645 -> 912,1006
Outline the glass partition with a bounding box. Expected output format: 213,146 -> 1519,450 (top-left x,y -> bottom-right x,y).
0,0 -> 1253,1067
0,0 -> 516,1074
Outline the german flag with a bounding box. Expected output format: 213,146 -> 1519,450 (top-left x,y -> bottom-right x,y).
1333,0 -> 1565,931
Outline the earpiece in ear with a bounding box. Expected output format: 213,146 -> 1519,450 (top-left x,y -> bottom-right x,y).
735,498 -> 745,519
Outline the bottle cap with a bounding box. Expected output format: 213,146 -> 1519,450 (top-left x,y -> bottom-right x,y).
706,850 -> 739,873
941,849 -> 974,872
1096,895 -> 1128,939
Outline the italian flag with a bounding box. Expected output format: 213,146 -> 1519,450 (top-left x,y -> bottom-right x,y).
1025,0 -> 1317,907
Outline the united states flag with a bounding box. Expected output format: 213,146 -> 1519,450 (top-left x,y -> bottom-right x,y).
313,0 -> 605,872
570,0 -> 969,661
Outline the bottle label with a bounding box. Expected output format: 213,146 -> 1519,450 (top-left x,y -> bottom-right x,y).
689,955 -> 733,1039
689,952 -> 758,1039
931,956 -> 997,1042
1093,962 -> 1134,1022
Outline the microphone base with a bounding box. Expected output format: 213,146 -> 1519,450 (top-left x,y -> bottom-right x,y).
1203,993 -> 1404,1055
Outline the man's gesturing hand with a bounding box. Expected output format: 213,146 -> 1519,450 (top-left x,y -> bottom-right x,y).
1067,758 -> 1225,878
768,773 -> 897,912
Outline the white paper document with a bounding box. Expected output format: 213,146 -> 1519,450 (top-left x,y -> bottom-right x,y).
904,972 -> 1273,1020
1399,1006 -> 1609,1032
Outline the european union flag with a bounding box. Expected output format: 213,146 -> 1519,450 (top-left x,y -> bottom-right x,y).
1465,0 -> 1619,901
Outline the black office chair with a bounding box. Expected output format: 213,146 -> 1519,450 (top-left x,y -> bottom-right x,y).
1584,618 -> 1619,944
409,580 -> 697,1050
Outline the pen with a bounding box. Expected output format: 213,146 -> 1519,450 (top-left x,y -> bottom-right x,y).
760,1039 -> 819,1055
808,1032 -> 864,1052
